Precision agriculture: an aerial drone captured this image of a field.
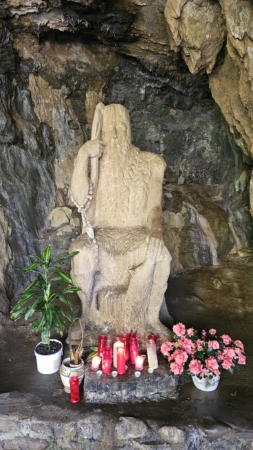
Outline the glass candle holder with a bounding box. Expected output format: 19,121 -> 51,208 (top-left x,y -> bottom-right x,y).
146,338 -> 158,369
120,334 -> 130,361
113,340 -> 124,368
102,347 -> 112,374
69,376 -> 80,403
130,337 -> 139,365
135,355 -> 144,371
98,335 -> 107,357
117,347 -> 126,375
91,355 -> 101,371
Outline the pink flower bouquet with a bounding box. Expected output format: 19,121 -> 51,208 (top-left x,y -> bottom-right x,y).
160,323 -> 246,378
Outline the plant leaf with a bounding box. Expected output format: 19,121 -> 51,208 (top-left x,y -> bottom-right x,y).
24,299 -> 40,320
11,292 -> 38,311
55,268 -> 73,284
62,286 -> 81,294
55,306 -> 74,323
23,279 -> 39,293
52,251 -> 79,264
43,245 -> 51,264
16,261 -> 40,272
55,293 -> 74,310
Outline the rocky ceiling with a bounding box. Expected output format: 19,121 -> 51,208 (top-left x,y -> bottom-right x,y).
1,0 -> 253,321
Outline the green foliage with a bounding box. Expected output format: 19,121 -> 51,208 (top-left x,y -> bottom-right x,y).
11,245 -> 80,346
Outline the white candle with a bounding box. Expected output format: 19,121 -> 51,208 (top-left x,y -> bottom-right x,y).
91,356 -> 101,371
113,341 -> 124,368
135,356 -> 144,371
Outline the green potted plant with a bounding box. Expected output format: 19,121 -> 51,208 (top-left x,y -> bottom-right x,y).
10,244 -> 80,374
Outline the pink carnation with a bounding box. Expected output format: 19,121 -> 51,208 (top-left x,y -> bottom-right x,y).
189,359 -> 203,375
187,328 -> 194,337
178,337 -> 195,354
206,356 -> 220,375
218,350 -> 224,361
173,349 -> 188,365
170,361 -> 184,375
196,339 -> 203,351
234,340 -> 244,350
221,334 -> 233,345
200,368 -> 208,377
172,323 -> 186,337
161,341 -> 174,356
238,354 -> 246,365
222,357 -> 234,370
223,347 -> 236,359
201,330 -> 207,339
208,340 -> 219,350
209,328 -> 216,335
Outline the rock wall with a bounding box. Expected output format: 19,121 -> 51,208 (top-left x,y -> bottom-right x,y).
0,0 -> 252,320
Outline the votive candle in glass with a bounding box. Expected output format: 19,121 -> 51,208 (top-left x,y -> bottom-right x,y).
135,355 -> 144,371
117,347 -> 126,375
102,347 -> 112,374
91,355 -> 101,371
130,337 -> 139,364
113,340 -> 124,368
98,335 -> 107,357
69,376 -> 80,403
120,334 -> 129,361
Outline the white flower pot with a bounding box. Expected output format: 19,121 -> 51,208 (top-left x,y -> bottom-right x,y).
60,357 -> 85,393
34,339 -> 63,374
191,374 -> 220,391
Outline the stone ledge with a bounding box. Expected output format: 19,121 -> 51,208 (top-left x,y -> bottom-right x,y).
84,358 -> 178,403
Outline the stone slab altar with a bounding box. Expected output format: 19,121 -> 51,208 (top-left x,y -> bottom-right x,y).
83,357 -> 178,403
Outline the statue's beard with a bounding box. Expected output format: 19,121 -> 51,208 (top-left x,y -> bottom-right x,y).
102,136 -> 132,179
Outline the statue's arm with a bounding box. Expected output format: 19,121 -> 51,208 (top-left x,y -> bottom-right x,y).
70,139 -> 103,206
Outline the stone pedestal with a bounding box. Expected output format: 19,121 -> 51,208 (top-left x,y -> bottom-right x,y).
84,357 -> 178,403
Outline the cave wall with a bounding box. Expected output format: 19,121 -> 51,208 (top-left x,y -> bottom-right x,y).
0,0 -> 253,320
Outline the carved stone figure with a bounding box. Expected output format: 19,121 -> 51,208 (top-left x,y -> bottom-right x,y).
69,103 -> 172,339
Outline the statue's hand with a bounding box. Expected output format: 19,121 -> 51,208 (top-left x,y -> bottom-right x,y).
87,139 -> 103,158
147,236 -> 163,260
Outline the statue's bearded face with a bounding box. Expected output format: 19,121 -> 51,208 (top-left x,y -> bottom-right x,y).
102,105 -> 131,148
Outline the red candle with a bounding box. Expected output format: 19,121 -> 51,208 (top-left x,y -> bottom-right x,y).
102,347 -> 112,374
120,334 -> 129,361
69,376 -> 80,403
117,347 -> 126,375
130,337 -> 139,364
98,335 -> 107,357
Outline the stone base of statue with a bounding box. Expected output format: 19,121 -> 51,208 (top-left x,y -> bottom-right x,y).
83,357 -> 178,404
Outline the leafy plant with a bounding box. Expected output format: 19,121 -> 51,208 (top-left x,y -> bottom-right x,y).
10,244 -> 80,346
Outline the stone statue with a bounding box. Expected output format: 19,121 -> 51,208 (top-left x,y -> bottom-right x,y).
69,102 -> 172,339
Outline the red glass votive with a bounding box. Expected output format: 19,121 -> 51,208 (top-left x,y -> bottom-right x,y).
117,347 -> 126,375
130,337 -> 139,364
148,334 -> 157,342
70,376 -> 80,403
98,335 -> 107,357
120,334 -> 129,361
102,347 -> 112,374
